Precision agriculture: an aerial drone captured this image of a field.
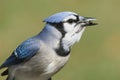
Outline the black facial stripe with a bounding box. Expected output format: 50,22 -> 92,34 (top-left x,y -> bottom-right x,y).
55,34 -> 71,57
48,22 -> 66,37
73,15 -> 79,22
47,22 -> 70,57
63,15 -> 80,24
56,32 -> 71,56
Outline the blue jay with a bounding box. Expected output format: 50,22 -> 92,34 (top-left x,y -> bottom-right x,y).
0,11 -> 97,80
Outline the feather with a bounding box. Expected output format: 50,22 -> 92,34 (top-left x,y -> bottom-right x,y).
0,38 -> 40,69
44,12 -> 77,23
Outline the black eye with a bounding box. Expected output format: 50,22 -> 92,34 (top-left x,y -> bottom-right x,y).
66,19 -> 77,24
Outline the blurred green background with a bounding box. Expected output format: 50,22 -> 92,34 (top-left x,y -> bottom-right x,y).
0,0 -> 120,80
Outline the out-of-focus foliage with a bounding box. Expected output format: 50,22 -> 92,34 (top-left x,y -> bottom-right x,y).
0,0 -> 120,80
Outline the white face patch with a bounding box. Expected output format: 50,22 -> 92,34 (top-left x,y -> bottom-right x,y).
61,15 -> 87,50
63,22 -> 75,33
63,15 -> 78,33
62,27 -> 86,50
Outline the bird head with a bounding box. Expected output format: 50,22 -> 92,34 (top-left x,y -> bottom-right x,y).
43,11 -> 97,49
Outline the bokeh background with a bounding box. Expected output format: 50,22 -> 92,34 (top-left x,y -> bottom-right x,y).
0,0 -> 120,80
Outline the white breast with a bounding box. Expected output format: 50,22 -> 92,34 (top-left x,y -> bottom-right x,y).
44,54 -> 70,75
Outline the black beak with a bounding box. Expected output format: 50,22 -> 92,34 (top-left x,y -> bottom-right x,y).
82,17 -> 98,26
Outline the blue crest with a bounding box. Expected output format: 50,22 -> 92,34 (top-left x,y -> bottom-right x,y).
44,11 -> 77,23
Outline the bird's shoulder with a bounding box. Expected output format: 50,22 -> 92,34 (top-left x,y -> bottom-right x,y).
15,37 -> 41,59
0,37 -> 41,69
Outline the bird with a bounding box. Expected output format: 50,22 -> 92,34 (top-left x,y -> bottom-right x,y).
0,11 -> 97,80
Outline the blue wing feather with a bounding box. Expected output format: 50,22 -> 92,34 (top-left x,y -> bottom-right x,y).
0,38 -> 40,69
15,38 -> 40,59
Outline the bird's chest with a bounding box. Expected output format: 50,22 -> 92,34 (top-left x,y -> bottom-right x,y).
39,50 -> 70,75
44,54 -> 70,75
27,43 -> 70,75
15,42 -> 70,80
